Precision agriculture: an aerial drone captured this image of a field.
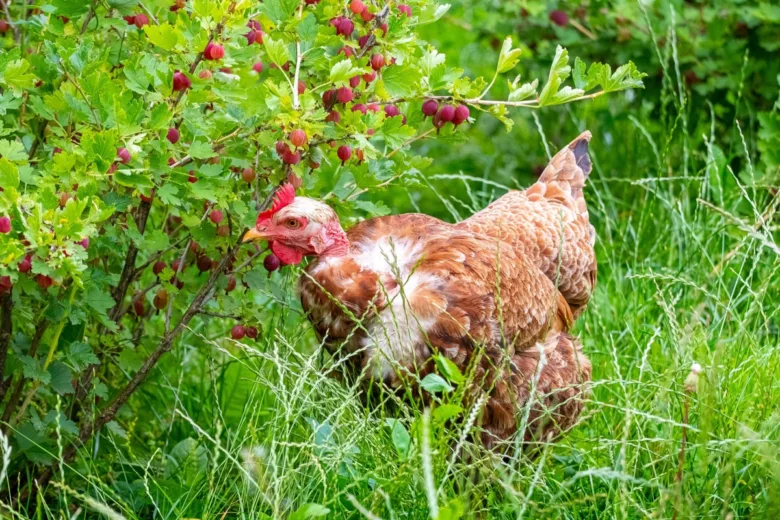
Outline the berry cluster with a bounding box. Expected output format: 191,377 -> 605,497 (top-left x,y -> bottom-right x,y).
422,100 -> 470,131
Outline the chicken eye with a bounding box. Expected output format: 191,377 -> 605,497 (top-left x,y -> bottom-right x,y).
286,219 -> 301,229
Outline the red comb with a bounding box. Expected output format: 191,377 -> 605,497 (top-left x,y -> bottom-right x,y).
257,183 -> 296,224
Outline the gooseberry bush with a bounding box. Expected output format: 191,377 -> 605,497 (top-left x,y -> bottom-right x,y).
0,0 -> 643,494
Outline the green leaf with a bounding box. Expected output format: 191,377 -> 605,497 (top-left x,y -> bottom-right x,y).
86,286 -> 114,316
0,59 -> 37,94
435,355 -> 465,384
381,64 -> 422,98
0,139 -> 28,162
259,0 -> 299,24
188,140 -> 216,160
507,78 -> 538,102
0,158 -> 20,189
22,356 -> 50,384
51,0 -> 91,17
289,504 -> 330,520
48,362 -> 75,395
157,183 -> 181,206
385,419 -> 411,458
329,59 -> 364,86
377,116 -> 416,148
264,36 -> 291,68
539,45 -> 573,107
497,37 -> 522,74
144,24 -> 181,51
433,404 -> 463,423
420,373 -> 454,393
68,342 -> 99,371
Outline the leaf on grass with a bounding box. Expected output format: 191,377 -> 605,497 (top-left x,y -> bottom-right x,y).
385,418 -> 411,458
290,504 -> 330,520
421,373 -> 454,393
435,354 -> 465,384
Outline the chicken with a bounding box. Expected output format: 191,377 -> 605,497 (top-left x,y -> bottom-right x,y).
243,131 -> 595,448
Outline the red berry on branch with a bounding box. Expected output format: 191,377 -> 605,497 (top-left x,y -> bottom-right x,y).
123,15 -> 136,25
197,255 -> 213,272
173,71 -> 191,91
133,297 -> 145,316
141,191 -> 154,203
263,254 -> 281,272
352,103 -> 368,114
209,210 -> 224,224
362,71 -> 376,84
242,168 -> 256,183
204,42 -> 225,60
398,4 -> 412,17
283,150 -> 301,165
246,326 -> 259,339
78,237 -> 90,249
453,104 -> 470,125
290,129 -> 307,147
153,261 -> 166,276
370,53 -> 385,70
349,75 -> 361,88
166,127 -> 180,144
188,171 -> 197,183
337,87 -> 354,104
252,62 -> 263,74
366,103 -> 381,113
199,69 -> 212,79
360,7 -> 375,22
0,276 -> 11,294
337,145 -> 352,165
297,81 -> 306,95
325,110 -> 341,123
322,89 -> 337,110
117,148 -> 131,164
384,104 -> 400,117
231,324 -> 246,340
305,0 -> 320,4
339,46 -> 354,57
217,225 -> 230,237
550,10 -> 569,27
438,105 -> 455,122
134,14 -> 149,29
422,99 -> 439,118
276,140 -> 291,157
226,275 -> 237,293
0,216 -> 10,234
36,274 -> 53,289
350,0 -> 365,15
18,255 -> 32,273
153,289 -> 168,310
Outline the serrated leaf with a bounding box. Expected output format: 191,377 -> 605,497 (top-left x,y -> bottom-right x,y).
421,373 -> 454,393
144,24 -> 180,51
539,45 -> 571,107
377,116 -> 416,148
156,183 -> 181,206
0,59 -> 37,94
22,356 -> 50,384
48,362 -> 75,395
507,78 -> 538,102
265,36 -> 291,68
497,37 -> 522,74
329,59 -> 364,85
68,342 -> 99,371
188,140 -> 216,160
0,139 -> 28,162
85,285 -> 114,316
381,64 -> 422,98
354,200 -> 391,217
51,0 -> 91,17
259,0 -> 299,24
0,158 -> 20,189
432,404 -> 463,423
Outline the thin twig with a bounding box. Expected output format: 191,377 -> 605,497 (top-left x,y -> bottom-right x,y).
1,1 -> 21,43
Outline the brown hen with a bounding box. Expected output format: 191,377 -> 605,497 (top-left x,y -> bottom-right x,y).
244,131 -> 596,448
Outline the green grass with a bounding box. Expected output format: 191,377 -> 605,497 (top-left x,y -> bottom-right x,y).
4,14 -> 780,520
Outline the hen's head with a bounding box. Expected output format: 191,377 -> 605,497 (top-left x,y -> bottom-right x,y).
242,184 -> 348,265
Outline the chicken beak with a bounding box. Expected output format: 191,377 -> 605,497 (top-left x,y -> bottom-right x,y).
242,227 -> 268,243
